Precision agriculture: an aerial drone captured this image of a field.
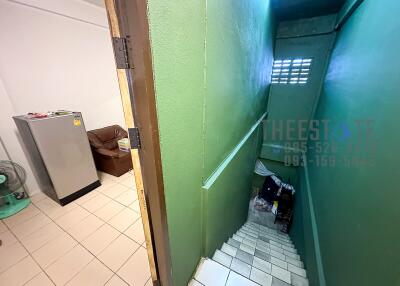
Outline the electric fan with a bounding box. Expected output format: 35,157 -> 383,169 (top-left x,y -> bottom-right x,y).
0,160 -> 31,219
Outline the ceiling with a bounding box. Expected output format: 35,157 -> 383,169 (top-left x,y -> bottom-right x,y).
272,0 -> 346,21
79,0 -> 344,22
81,0 -> 105,8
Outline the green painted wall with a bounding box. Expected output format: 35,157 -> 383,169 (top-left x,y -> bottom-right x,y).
306,0 -> 400,285
147,1 -> 275,285
263,15 -> 336,160
203,127 -> 261,256
147,2 -> 205,285
204,0 -> 275,179
258,16 -> 340,285
202,0 -> 275,259
292,163 -> 324,286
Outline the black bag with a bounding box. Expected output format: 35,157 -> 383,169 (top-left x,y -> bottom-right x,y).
259,175 -> 281,203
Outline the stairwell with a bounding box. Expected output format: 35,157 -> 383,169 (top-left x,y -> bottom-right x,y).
190,222 -> 308,286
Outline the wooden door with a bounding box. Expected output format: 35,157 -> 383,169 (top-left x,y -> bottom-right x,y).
104,1 -> 172,285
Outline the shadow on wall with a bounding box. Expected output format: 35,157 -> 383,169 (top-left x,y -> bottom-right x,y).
0,135 -> 29,195
0,136 -> 10,160
13,130 -> 48,194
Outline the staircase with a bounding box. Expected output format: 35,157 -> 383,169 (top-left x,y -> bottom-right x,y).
190,222 -> 308,286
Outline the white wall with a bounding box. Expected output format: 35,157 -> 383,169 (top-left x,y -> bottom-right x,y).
0,0 -> 125,194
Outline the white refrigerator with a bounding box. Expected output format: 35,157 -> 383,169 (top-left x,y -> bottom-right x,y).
14,112 -> 100,205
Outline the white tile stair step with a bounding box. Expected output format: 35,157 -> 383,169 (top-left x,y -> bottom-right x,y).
188,279 -> 203,286
213,248 -> 306,283
190,222 -> 309,286
194,258 -> 229,286
239,230 -> 294,248
242,225 -> 291,242
229,240 -> 303,269
213,250 -> 233,268
228,243 -> 303,268
242,229 -> 290,243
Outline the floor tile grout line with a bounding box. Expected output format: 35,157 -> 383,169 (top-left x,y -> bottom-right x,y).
90,192 -> 140,218
231,239 -> 303,268
95,232 -> 140,272
54,214 -> 133,283
3,173 -> 148,286
220,255 -> 261,285
56,176 -> 148,285
29,193 -> 48,205
214,250 -> 299,285
87,195 -> 129,224
43,227 -> 142,286
211,256 -> 265,286
105,186 -> 139,209
65,253 -> 140,286
61,185 -> 141,241
102,271 -> 116,286
0,224 -> 31,274
52,208 -> 136,266
211,222 -> 309,286
22,228 -> 78,282
34,178 -> 140,244
218,249 -> 272,276
193,278 -> 205,286
237,236 -> 300,262
21,270 -> 49,286
62,256 -> 98,286
2,204 -> 42,230
240,232 -> 293,247
241,226 -> 292,241
89,180 -> 140,215
2,216 -> 58,286
202,250 -> 297,286
35,198 -> 81,221
103,239 -> 148,285
243,227 -> 290,240
220,248 -> 306,283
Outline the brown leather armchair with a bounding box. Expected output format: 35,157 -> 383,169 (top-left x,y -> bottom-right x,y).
87,125 -> 132,177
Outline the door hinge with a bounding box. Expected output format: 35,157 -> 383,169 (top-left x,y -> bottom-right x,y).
128,127 -> 141,149
112,37 -> 131,69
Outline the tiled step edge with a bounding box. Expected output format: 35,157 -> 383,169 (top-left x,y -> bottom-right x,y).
188,278 -> 203,286
240,225 -> 293,245
221,241 -> 306,275
231,234 -> 303,264
235,233 -> 298,255
238,227 -> 294,247
211,247 -> 309,286
244,222 -> 291,241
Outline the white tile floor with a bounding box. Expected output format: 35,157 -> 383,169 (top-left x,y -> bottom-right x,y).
0,171 -> 151,286
191,222 -> 309,286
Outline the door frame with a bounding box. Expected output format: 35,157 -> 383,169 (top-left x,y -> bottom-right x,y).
104,1 -> 172,285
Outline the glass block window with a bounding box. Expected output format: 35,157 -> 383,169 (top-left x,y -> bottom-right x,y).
271,58 -> 312,85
